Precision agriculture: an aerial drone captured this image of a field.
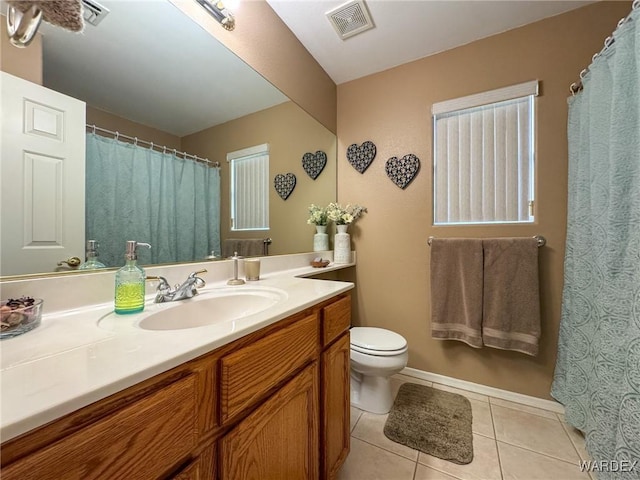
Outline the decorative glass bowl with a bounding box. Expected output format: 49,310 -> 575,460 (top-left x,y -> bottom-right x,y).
0,297 -> 43,339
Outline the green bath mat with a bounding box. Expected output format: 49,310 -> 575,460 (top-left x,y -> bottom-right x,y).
383,383 -> 473,464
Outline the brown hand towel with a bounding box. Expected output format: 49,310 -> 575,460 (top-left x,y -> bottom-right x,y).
430,238 -> 484,348
222,239 -> 266,258
222,239 -> 241,258
482,238 -> 541,356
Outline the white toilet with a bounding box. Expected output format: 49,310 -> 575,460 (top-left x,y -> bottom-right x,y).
350,327 -> 409,414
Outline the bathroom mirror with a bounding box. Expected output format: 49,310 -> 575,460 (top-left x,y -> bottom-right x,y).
0,0 -> 337,278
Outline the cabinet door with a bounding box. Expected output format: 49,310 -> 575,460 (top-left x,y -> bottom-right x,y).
221,363 -> 319,480
322,333 -> 351,479
172,446 -> 216,480
2,375 -> 197,480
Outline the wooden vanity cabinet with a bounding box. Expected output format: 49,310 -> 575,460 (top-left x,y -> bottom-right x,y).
0,292 -> 351,480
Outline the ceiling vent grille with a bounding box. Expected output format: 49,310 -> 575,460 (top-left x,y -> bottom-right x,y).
326,0 -> 374,40
82,0 -> 110,26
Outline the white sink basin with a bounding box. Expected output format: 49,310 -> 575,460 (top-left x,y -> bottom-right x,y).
98,287 -> 287,331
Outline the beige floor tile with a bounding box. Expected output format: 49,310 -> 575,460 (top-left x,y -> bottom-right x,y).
489,397 -> 558,420
350,406 -> 363,433
470,398 -> 495,439
498,441 -> 590,480
418,433 -> 501,480
351,411 -> 419,461
492,404 -> 579,463
432,383 -> 490,403
337,437 -> 417,480
415,464 -> 463,480
560,421 -> 591,462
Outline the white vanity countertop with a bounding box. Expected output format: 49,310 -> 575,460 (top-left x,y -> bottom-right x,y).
0,261 -> 354,442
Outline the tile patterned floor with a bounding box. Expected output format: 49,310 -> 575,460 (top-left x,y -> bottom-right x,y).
338,374 -> 593,480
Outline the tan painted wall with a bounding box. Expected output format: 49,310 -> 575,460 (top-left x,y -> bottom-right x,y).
171,0 -> 337,134
336,1 -> 630,399
182,101 -> 337,256
86,106 -> 182,150
0,18 -> 42,84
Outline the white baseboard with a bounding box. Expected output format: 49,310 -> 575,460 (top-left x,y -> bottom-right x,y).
400,367 -> 565,414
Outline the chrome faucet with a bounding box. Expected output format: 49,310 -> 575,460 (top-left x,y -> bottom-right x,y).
148,269 -> 207,303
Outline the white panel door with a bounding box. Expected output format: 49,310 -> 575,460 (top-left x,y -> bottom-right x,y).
1,72 -> 86,276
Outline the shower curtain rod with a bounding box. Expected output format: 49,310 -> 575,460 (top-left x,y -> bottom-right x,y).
86,124 -> 220,168
427,235 -> 546,247
570,0 -> 639,96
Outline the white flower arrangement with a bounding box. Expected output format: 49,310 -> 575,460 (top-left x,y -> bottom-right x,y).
326,203 -> 367,225
307,204 -> 329,226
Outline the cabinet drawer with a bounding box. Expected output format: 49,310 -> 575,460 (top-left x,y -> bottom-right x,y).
2,374 -> 197,480
220,313 -> 318,423
322,295 -> 351,347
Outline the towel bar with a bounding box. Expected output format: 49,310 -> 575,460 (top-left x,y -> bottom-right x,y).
427,235 -> 546,247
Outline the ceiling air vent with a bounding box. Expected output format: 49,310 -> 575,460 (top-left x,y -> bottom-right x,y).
81,0 -> 110,26
326,0 -> 374,40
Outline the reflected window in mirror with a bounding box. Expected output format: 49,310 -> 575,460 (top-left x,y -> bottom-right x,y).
228,144 -> 270,231
432,81 -> 538,225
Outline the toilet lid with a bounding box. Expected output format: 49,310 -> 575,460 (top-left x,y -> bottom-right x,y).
350,327 -> 407,352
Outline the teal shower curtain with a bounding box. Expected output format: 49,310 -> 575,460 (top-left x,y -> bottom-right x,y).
551,7 -> 640,477
85,133 -> 221,267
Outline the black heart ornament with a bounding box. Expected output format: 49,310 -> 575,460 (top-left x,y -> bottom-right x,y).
385,154 -> 420,189
347,141 -> 376,174
302,151 -> 327,180
274,173 -> 296,200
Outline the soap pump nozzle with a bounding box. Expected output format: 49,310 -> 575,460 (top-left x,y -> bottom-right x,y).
227,251 -> 245,286
125,240 -> 151,261
86,239 -> 98,255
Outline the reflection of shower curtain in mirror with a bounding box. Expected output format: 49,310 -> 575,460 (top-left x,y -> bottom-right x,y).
551,7 -> 640,476
85,133 -> 221,267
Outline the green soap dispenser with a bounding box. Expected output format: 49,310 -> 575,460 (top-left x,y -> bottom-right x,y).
114,240 -> 151,314
79,240 -> 106,270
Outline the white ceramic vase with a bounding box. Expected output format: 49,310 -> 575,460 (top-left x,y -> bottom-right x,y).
334,224 -> 351,263
314,225 -> 329,251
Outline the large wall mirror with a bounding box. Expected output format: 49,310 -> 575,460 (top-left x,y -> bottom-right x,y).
0,0 -> 337,278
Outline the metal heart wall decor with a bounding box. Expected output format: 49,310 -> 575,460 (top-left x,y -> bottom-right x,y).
385,154 -> 421,189
274,173 -> 296,200
302,151 -> 327,180
347,141 -> 376,174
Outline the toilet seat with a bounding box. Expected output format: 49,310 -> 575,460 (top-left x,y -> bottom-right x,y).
350,327 -> 408,357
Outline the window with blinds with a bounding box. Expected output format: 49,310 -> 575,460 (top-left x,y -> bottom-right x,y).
432,81 -> 538,225
228,144 -> 269,231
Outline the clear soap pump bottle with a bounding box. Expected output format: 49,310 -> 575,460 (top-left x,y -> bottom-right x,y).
114,241 -> 151,314
79,240 -> 106,270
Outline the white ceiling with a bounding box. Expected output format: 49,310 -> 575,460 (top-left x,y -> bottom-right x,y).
265,0 -> 595,84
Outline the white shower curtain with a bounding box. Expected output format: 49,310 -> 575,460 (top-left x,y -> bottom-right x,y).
551,5 -> 640,477
85,133 -> 221,267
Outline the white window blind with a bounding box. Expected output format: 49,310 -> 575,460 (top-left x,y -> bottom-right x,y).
228,144 -> 269,231
432,81 -> 537,225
